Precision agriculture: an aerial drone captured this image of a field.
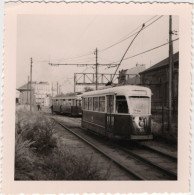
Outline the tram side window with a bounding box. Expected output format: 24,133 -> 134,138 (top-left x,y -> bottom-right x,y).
78,100 -> 81,107
84,98 -> 88,110
88,97 -> 93,110
107,95 -> 114,113
82,99 -> 85,109
116,96 -> 128,113
71,99 -> 74,106
93,97 -> 99,111
99,96 -> 105,112
67,99 -> 71,106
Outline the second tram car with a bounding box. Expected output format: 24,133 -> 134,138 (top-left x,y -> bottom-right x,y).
52,95 -> 82,116
81,85 -> 153,140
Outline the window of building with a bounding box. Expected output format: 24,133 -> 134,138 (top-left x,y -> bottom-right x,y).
93,97 -> 99,111
99,96 -> 105,112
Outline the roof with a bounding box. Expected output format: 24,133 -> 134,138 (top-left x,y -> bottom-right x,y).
17,83 -> 31,91
52,96 -> 81,100
140,52 -> 179,74
122,64 -> 146,75
82,85 -> 151,97
17,81 -> 49,91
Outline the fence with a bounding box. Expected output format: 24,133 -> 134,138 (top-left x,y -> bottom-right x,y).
151,101 -> 178,133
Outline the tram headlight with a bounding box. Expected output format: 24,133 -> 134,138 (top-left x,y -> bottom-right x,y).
139,120 -> 144,127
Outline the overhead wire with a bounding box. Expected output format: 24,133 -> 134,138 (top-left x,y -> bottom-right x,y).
118,15 -> 158,40
99,15 -> 164,53
109,23 -> 145,84
107,38 -> 179,67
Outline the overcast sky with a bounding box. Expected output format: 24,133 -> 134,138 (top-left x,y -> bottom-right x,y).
16,15 -> 179,93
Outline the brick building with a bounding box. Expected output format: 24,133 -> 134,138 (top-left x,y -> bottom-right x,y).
139,52 -> 179,112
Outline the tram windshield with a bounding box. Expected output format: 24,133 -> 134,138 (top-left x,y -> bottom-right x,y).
116,96 -> 128,113
129,96 -> 150,114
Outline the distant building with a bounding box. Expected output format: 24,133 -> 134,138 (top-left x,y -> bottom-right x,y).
17,81 -> 52,106
17,83 -> 36,105
118,64 -> 146,85
139,52 -> 179,112
16,90 -> 20,104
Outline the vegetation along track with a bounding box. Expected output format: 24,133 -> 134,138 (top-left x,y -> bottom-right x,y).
51,115 -> 177,180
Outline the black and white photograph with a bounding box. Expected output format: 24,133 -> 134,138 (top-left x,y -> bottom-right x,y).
2,2 -> 192,194
15,14 -> 179,181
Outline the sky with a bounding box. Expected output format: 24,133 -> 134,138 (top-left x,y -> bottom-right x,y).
16,15 -> 179,93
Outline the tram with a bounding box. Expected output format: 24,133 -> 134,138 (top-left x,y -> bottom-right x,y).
81,85 -> 153,140
52,95 -> 82,116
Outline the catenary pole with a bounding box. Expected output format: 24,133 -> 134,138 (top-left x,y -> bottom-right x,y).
95,48 -> 98,90
30,58 -> 33,111
74,73 -> 76,93
168,15 -> 173,131
52,82 -> 53,97
27,76 -> 29,105
57,82 -> 59,95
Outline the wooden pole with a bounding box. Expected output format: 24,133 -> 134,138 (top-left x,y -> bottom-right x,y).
27,76 -> 29,105
168,15 -> 173,131
30,58 -> 33,111
95,48 -> 98,90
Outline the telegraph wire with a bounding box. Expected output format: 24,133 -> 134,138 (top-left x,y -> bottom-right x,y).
107,38 -> 179,67
119,15 -> 158,40
99,15 -> 164,53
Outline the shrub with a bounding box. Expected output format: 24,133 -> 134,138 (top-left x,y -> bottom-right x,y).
16,111 -> 57,155
15,109 -> 109,180
15,132 -> 35,180
41,148 -> 108,180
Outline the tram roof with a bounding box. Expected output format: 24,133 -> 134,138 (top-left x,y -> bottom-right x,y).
82,85 -> 151,97
52,96 -> 81,100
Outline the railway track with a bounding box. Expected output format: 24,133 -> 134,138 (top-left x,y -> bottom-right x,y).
119,144 -> 177,179
51,115 -> 177,180
52,117 -> 142,180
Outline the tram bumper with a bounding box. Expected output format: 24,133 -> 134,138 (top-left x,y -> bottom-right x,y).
130,134 -> 153,140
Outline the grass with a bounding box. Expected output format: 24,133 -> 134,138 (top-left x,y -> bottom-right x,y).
15,109 -> 107,180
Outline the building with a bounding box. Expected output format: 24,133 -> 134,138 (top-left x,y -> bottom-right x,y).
139,52 -> 179,112
17,81 -> 52,106
17,83 -> 36,105
118,64 -> 146,85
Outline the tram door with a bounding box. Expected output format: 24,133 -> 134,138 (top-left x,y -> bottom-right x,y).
106,95 -> 114,132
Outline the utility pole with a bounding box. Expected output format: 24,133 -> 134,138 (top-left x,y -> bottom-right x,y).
168,15 -> 173,131
51,82 -> 53,97
95,48 -> 98,90
30,57 -> 33,111
74,73 -> 76,93
59,85 -> 61,95
27,76 -> 29,105
57,82 -> 59,95
49,48 -> 118,91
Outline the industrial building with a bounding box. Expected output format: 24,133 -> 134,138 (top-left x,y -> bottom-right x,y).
17,81 -> 52,106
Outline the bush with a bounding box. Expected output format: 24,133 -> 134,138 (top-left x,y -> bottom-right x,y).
41,148 -> 107,180
16,111 -> 57,155
15,132 -> 36,180
15,109 -> 109,180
